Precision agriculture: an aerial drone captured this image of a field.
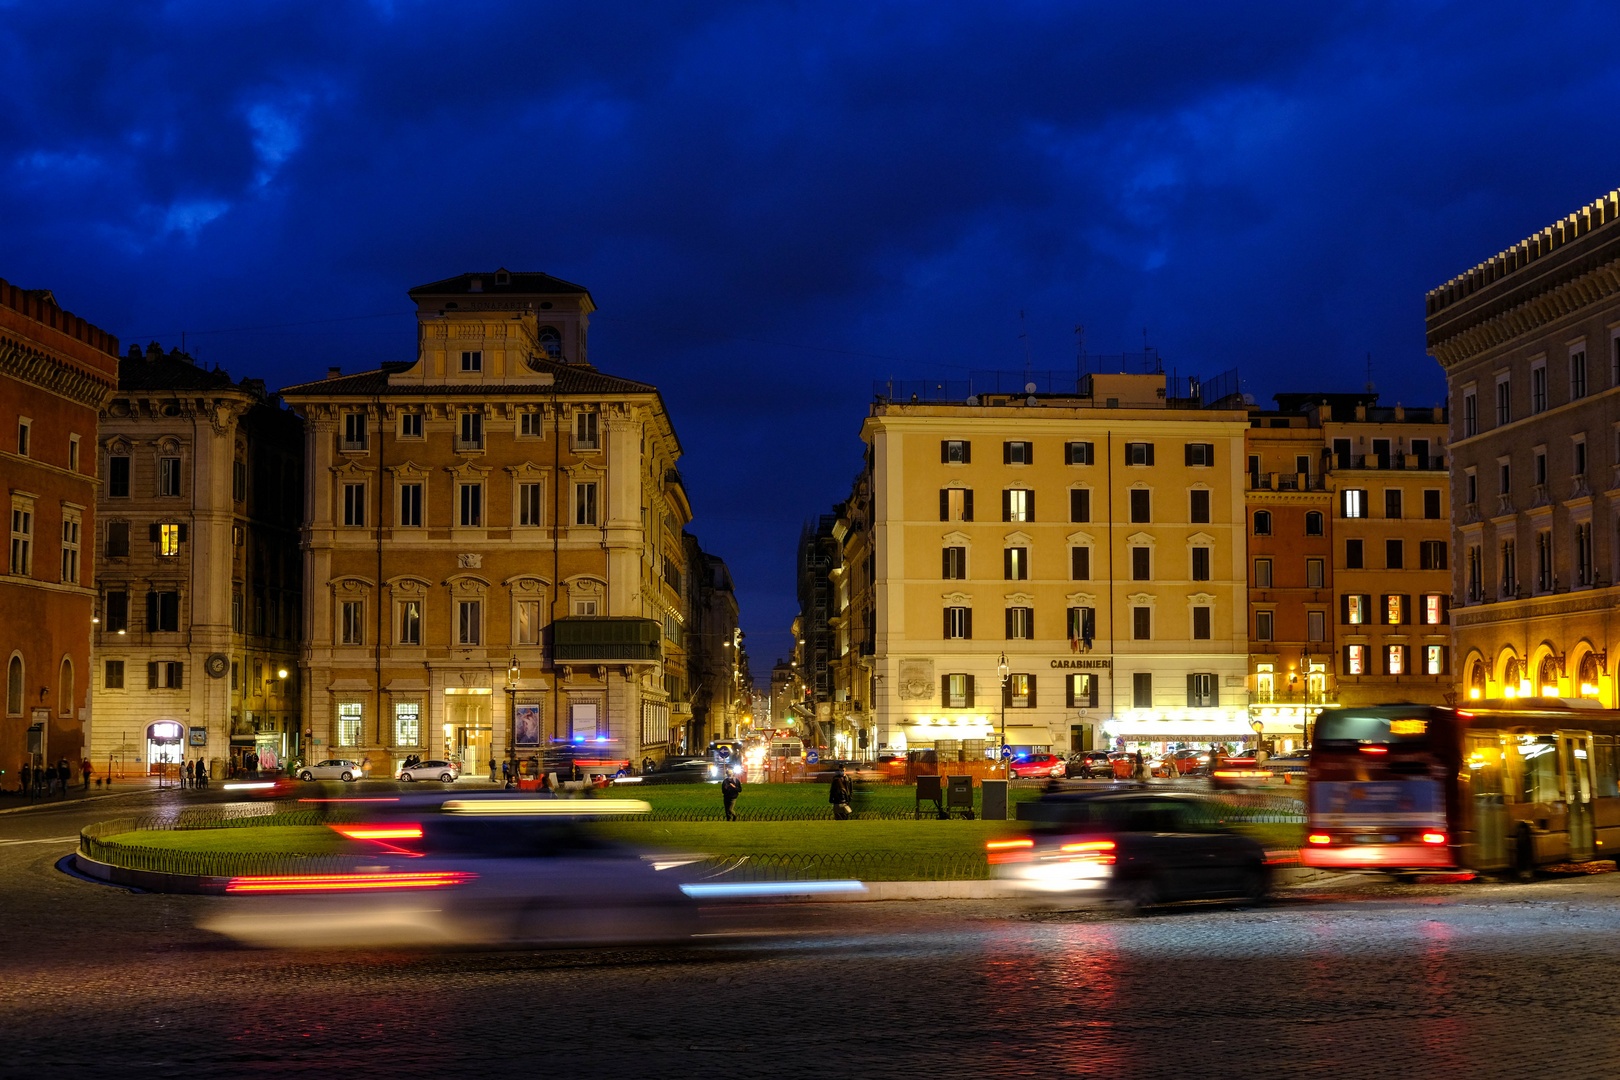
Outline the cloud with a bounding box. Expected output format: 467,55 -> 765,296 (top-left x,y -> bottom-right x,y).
4,0 -> 1620,658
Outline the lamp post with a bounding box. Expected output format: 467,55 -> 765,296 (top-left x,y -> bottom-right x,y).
998,651 -> 1009,776
507,656 -> 520,778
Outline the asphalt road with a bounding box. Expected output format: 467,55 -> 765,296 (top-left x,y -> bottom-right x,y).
5,785 -> 1620,1078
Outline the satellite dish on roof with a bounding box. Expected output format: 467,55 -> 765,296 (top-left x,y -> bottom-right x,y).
1026,395 -> 1037,406
1024,382 -> 1037,394
965,396 -> 979,406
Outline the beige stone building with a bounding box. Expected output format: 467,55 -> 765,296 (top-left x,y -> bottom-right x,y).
279,270 -> 691,773
861,372 -> 1251,756
1429,191 -> 1620,704
93,345 -> 302,775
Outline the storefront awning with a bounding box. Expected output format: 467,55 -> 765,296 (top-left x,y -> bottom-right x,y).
1105,718 -> 1255,739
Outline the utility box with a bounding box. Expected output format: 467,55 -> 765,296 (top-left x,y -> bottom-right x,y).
980,778 -> 1009,821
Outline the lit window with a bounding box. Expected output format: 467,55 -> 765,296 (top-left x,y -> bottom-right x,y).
157,523 -> 181,557
1007,673 -> 1031,708
1387,645 -> 1405,675
394,703 -> 421,747
1425,646 -> 1445,676
516,600 -> 541,644
1348,595 -> 1367,624
398,600 -> 421,645
336,702 -> 363,746
1347,644 -> 1367,675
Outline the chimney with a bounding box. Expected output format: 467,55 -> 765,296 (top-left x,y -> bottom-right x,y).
145,341 -> 163,361
326,366 -> 342,379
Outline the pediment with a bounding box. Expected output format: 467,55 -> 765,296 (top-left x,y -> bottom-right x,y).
1186,531 -> 1214,546
1004,592 -> 1035,606
1066,591 -> 1097,607
1127,592 -> 1155,606
1126,531 -> 1155,546
1187,592 -> 1217,605
1003,530 -> 1033,546
942,591 -> 973,606
1066,530 -> 1095,546
942,530 -> 972,546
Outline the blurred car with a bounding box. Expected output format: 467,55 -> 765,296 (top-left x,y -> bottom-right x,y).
296,759 -> 363,782
638,758 -> 718,785
1065,752 -> 1114,779
199,798 -> 703,949
992,790 -> 1270,909
398,759 -> 461,783
1010,753 -> 1067,779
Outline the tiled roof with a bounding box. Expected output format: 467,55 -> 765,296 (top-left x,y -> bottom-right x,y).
407,269 -> 592,298
279,355 -> 656,397
117,350 -> 242,393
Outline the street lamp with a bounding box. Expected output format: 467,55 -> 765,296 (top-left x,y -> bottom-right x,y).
997,651 -> 1009,775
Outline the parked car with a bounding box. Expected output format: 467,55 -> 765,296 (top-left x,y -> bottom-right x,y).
1010,753 -> 1067,779
398,759 -> 461,783
297,759 -> 364,782
993,790 -> 1270,910
1065,752 -> 1114,778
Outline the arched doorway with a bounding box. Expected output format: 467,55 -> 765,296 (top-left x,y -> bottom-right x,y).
1579,652 -> 1603,699
146,720 -> 184,774
1468,658 -> 1487,701
1503,656 -> 1522,697
1537,654 -> 1561,699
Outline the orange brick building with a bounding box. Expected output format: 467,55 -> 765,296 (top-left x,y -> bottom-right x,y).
0,279 -> 119,786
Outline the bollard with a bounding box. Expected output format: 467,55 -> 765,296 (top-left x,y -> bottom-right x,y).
981,778 -> 1009,821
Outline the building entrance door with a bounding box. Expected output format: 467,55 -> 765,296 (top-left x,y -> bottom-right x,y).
445,693 -> 492,776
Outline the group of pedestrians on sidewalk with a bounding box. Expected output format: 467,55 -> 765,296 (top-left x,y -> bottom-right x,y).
180,760 -> 211,789
15,757 -> 93,799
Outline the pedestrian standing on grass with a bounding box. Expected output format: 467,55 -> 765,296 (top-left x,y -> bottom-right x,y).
829,767 -> 854,820
720,771 -> 743,821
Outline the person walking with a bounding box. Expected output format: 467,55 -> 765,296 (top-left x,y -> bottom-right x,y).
1134,750 -> 1147,782
500,758 -> 512,789
488,756 -> 498,783
19,762 -> 30,798
81,757 -> 92,791
829,767 -> 854,820
196,760 -> 209,789
720,771 -> 743,821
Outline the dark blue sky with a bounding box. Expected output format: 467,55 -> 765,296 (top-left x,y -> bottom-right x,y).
6,1 -> 1620,673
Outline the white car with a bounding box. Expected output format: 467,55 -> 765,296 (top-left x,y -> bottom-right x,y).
297,759 -> 363,782
399,760 -> 461,783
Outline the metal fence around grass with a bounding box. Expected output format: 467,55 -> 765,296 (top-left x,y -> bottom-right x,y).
684,852 -> 991,883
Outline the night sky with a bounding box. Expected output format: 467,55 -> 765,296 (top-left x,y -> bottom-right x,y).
6,1 -> 1620,673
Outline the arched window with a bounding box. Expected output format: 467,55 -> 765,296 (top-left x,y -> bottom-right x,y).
1579,652 -> 1602,697
1469,660 -> 1486,699
1503,657 -> 1522,691
5,655 -> 20,716
1537,655 -> 1560,696
1304,511 -> 1323,536
537,326 -> 562,360
1253,510 -> 1272,536
58,658 -> 73,716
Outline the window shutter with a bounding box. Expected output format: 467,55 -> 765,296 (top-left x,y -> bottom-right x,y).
1004,549 -> 1013,579
147,661 -> 158,689
1363,595 -> 1373,622
940,489 -> 949,522
1065,442 -> 1074,465
964,609 -> 972,639
1187,673 -> 1197,707
1184,444 -> 1194,466
1002,490 -> 1011,522
1340,594 -> 1349,625
1066,675 -> 1076,708
147,592 -> 158,631
1005,608 -> 1014,639
1003,441 -> 1011,464
963,490 -> 973,521
941,440 -> 949,463
942,675 -> 950,704
1400,595 -> 1411,625
178,524 -> 187,543
172,662 -> 183,689
1381,647 -> 1390,676
1023,443 -> 1032,465
1440,595 -> 1450,624
148,523 -> 159,543
1025,491 -> 1034,521
1146,444 -> 1155,466
942,549 -> 951,578
1442,646 -> 1451,676
1209,678 -> 1218,708
1084,442 -> 1094,463
1088,676 -> 1098,708
965,675 -> 975,708
962,442 -> 970,464
1070,489 -> 1088,522
1380,595 -> 1390,625
944,608 -> 951,638
1342,645 -> 1352,674
1027,674 -> 1037,708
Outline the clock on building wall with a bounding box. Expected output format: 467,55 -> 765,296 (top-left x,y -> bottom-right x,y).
204,653 -> 229,679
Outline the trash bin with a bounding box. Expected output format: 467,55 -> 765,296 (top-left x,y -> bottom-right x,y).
981,778 -> 1008,821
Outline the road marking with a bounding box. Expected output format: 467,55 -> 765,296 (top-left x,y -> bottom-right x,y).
0,836 -> 79,846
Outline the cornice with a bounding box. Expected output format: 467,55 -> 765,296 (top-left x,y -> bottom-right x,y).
1430,255 -> 1620,369
0,334 -> 117,410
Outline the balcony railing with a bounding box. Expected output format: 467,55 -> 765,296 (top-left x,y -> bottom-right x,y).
1328,454 -> 1446,472
552,617 -> 661,662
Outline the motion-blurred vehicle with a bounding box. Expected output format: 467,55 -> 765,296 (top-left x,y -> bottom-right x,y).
637,757 -> 718,784
200,796 -> 702,949
1065,752 -> 1114,778
297,759 -> 363,782
992,791 -> 1270,909
1010,753 -> 1067,779
398,759 -> 461,783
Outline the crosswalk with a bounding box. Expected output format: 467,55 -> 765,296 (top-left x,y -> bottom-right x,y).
0,836 -> 79,847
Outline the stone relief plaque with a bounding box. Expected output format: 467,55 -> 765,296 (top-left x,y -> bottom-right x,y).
898,658 -> 935,701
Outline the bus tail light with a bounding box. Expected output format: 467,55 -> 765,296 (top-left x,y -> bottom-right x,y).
1359,746 -> 1388,755
1307,834 -> 1332,845
1421,832 -> 1448,845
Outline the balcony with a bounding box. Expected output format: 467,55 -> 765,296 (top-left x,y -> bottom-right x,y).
1248,472 -> 1325,491
552,617 -> 661,662
1327,453 -> 1446,472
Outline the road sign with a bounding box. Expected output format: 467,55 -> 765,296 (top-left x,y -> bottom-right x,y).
806,750 -> 820,765
1000,746 -> 1013,760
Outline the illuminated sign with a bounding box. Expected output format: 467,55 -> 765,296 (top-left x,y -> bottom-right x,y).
1389,719 -> 1428,735
1050,658 -> 1111,670
149,722 -> 183,740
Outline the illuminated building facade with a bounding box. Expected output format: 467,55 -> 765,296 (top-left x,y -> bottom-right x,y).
1430,191 -> 1620,705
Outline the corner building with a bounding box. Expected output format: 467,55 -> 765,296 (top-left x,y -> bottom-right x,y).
0,280 -> 119,781
93,345 -> 303,776
1429,191 -> 1620,704
280,271 -> 691,772
862,373 -> 1251,757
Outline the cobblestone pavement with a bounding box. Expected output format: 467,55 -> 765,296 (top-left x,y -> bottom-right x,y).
6,788 -> 1620,1078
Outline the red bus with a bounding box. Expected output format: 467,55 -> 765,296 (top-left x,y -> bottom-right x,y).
1302,701 -> 1620,877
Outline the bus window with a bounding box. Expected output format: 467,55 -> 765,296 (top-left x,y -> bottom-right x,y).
1593,736 -> 1620,798
1514,736 -> 1560,805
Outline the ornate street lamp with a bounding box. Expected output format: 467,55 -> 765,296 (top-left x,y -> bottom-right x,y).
998,651 -> 1009,775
